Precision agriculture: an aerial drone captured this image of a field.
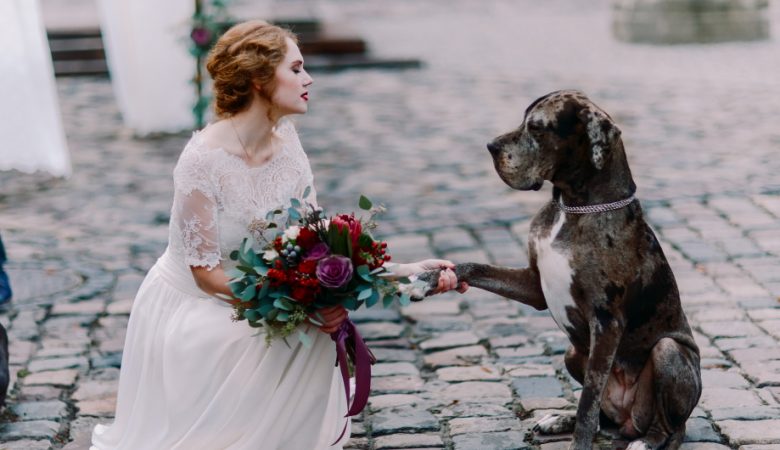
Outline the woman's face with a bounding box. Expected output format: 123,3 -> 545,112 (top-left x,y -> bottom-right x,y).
270,38 -> 313,116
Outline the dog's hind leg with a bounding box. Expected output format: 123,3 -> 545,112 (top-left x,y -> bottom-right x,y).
627,338 -> 701,450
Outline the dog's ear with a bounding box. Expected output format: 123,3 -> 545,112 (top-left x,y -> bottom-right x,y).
578,108 -> 621,170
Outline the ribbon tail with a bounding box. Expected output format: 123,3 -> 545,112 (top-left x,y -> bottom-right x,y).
346,322 -> 372,417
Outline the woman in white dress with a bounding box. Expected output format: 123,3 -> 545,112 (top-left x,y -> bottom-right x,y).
0,0 -> 71,177
91,20 -> 463,450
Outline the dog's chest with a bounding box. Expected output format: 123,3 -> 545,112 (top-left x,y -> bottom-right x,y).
534,213 -> 577,335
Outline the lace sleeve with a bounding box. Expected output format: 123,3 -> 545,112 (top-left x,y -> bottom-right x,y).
171,147 -> 221,270
279,119 -> 319,207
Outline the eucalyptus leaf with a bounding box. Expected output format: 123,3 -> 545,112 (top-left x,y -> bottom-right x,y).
240,284 -> 257,301
273,298 -> 293,311
303,186 -> 311,199
357,287 -> 373,300
229,250 -> 240,261
298,330 -> 313,348
382,294 -> 395,308
288,207 -> 301,221
399,293 -> 411,306
277,311 -> 290,321
343,296 -> 359,310
267,308 -> 279,321
366,289 -> 380,308
214,293 -> 233,300
258,303 -> 274,316
244,309 -> 260,322
254,265 -> 269,276
358,195 -> 372,210
290,198 -> 301,209
225,268 -> 245,279
357,265 -> 372,282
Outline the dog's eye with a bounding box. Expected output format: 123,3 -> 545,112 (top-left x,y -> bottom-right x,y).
526,122 -> 543,132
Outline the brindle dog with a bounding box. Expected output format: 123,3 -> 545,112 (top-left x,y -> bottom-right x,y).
422,90 -> 701,450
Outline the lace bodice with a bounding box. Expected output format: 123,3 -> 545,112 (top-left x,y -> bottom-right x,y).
167,119 -> 317,270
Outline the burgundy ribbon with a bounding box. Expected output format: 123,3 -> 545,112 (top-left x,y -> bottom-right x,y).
330,319 -> 375,445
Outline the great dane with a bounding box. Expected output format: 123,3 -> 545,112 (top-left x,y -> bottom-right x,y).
422,90 -> 701,449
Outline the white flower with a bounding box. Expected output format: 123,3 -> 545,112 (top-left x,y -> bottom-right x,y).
263,249 -> 279,261
283,225 -> 301,242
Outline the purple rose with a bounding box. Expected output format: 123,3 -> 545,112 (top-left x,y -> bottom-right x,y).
305,242 -> 331,261
190,27 -> 212,48
316,255 -> 353,289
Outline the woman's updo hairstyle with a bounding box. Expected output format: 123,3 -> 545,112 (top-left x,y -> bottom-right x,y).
206,20 -> 297,117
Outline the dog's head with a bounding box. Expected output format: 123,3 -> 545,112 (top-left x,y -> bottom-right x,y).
487,90 -> 622,191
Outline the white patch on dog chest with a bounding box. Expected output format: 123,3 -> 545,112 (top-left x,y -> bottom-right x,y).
535,212 -> 577,335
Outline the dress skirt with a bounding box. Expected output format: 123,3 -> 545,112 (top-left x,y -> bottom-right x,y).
91,250 -> 349,450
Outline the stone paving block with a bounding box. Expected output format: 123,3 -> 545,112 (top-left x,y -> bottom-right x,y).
76,397 -> 117,417
519,397 -> 574,412
418,331 -> 480,352
436,403 -> 515,419
0,440 -> 53,450
441,248 -> 491,265
683,417 -> 721,442
436,365 -> 502,382
357,322 -> 405,341
374,433 -> 444,449
702,369 -> 750,389
0,420 -> 60,440
344,437 -> 368,449
72,379 -> 118,402
350,306 -> 401,324
9,400 -> 69,421
372,348 -> 416,363
401,299 -> 460,321
49,299 -> 106,316
449,416 -> 522,435
503,363 -> 557,378
511,377 -> 564,399
434,381 -> 513,404
495,345 -> 546,362
372,373 -> 426,394
680,444 -> 731,450
369,394 -> 426,411
423,345 -> 487,369
716,277 -> 772,298
691,307 -> 747,322
489,335 -> 530,349
413,314 -> 473,333
28,356 -> 89,373
371,406 -> 440,436
729,347 -> 780,365
106,298 -> 134,315
717,419 -> 780,446
699,321 -> 765,339
451,431 -> 530,450
431,227 -> 477,253
675,241 -> 728,263
747,309 -> 780,321
9,340 -> 36,365
22,369 -> 79,387
386,234 -> 431,262
739,446 -> 780,450
468,299 -> 522,319
64,416 -> 103,443
711,406 -> 780,421
699,387 -> 764,410
373,362 -> 419,377
17,385 -> 63,402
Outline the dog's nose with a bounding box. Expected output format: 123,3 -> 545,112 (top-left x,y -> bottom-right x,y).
487,142 -> 500,155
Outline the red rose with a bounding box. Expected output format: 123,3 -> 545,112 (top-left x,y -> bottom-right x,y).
298,259 -> 318,275
291,286 -> 316,304
296,227 -> 320,249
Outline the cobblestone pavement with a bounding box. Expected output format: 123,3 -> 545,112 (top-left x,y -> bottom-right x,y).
2,0 -> 780,449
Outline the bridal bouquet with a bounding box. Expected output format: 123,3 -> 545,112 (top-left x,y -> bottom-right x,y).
226,187 -> 420,344
223,187 -> 424,420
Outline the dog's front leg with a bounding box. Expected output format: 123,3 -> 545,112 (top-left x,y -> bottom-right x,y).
570,317 -> 623,450
455,263 -> 547,310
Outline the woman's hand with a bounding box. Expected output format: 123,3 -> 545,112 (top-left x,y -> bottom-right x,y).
310,305 -> 348,334
398,259 -> 469,294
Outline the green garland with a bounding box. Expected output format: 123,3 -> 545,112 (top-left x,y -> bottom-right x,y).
189,0 -> 232,129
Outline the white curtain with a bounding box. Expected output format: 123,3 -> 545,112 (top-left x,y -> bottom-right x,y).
97,0 -> 195,135
0,0 -> 71,177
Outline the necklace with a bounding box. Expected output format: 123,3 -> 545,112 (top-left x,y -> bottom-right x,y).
558,195 -> 636,214
229,118 -> 253,163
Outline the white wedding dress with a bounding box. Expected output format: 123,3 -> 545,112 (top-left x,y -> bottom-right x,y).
0,0 -> 71,177
91,119 -> 349,450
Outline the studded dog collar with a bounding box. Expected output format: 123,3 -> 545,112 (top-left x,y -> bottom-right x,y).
557,195 -> 636,214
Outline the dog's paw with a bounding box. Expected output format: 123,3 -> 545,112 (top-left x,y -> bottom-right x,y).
626,440 -> 652,450
533,413 -> 576,435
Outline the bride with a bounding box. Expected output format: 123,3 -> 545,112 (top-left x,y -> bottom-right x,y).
91,20 -> 464,450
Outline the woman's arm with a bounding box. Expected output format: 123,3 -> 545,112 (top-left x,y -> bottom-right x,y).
190,264 -> 236,303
